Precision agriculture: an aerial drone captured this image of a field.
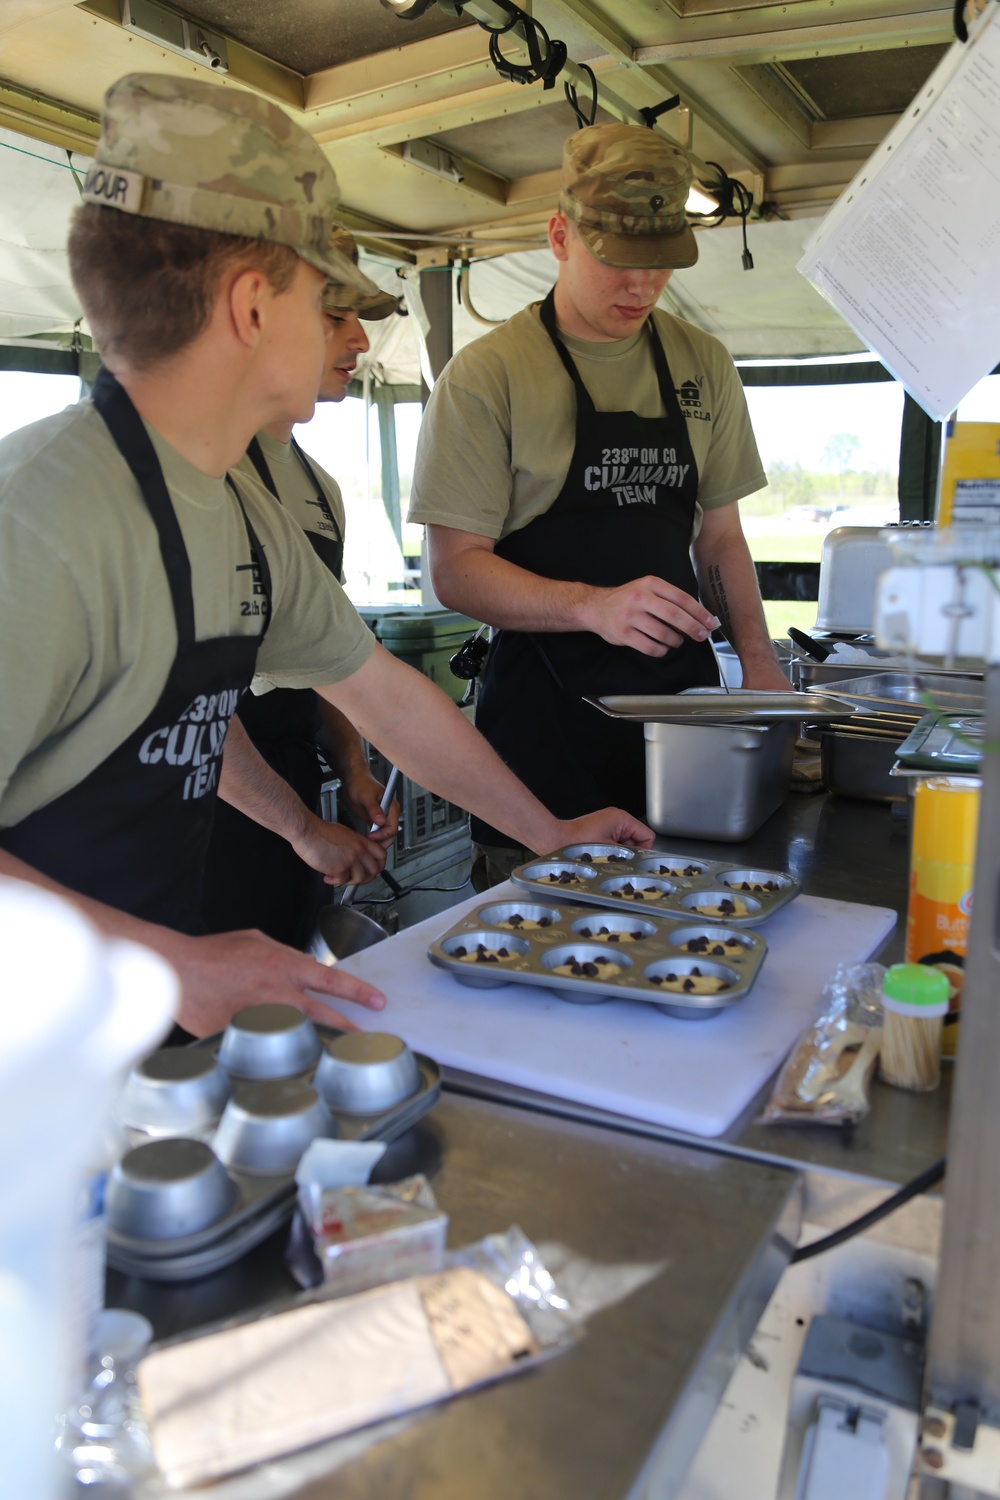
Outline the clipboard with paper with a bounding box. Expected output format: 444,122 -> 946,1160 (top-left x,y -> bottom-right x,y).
798,2 -> 1000,422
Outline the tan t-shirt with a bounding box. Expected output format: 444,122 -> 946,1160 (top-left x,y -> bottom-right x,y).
0,400 -> 374,826
408,302 -> 766,541
235,431 -> 347,584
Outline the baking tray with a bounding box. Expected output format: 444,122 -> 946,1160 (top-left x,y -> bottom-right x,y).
894,712 -> 983,772
427,896 -> 768,1019
583,690 -> 858,724
511,845 -> 799,925
106,1026 -> 440,1282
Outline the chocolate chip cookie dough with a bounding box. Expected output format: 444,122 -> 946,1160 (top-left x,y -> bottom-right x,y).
650,967 -> 732,994
551,955 -> 623,980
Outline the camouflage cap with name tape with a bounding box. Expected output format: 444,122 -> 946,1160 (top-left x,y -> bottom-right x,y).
80,72 -> 379,296
322,229 -> 401,320
559,122 -> 698,270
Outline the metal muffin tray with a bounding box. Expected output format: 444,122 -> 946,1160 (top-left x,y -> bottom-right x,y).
107,1008 -> 440,1282
511,845 -> 800,926
428,894 -> 769,1019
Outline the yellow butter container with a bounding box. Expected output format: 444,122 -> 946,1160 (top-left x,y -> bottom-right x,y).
905,775 -> 980,1056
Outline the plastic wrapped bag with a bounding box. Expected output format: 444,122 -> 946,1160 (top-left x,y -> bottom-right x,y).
759,962 -> 885,1125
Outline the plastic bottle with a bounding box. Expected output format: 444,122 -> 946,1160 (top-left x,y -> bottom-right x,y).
879,963 -> 950,1091
904,774 -> 980,1057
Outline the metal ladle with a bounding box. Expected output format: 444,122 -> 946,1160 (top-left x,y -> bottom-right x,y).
310,767 -> 400,965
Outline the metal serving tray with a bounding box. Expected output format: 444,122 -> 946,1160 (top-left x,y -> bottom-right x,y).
511,845 -> 799,926
807,672 -> 985,720
106,1025 -> 440,1282
584,690 -> 858,724
427,896 -> 768,1019
894,712 -> 983,772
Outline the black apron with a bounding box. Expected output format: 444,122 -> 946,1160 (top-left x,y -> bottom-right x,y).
0,367 -> 271,935
472,291 -> 718,846
201,435 -> 344,948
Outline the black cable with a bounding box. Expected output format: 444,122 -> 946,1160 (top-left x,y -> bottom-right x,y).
954,0 -> 969,42
789,1157 -> 946,1264
564,64 -> 598,129
355,871 -> 474,903
638,96 -> 680,127
688,160 -> 755,270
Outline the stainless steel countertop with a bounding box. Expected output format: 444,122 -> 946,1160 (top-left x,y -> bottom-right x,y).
111,1093 -> 801,1500
445,791 -> 950,1188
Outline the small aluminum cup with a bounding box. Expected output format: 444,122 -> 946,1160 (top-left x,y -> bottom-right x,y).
558,844 -> 635,865
107,1137 -> 237,1241
569,912 -> 656,944
213,1080 -> 337,1174
116,1046 -> 231,1135
314,1032 -> 421,1115
217,1004 -> 321,1080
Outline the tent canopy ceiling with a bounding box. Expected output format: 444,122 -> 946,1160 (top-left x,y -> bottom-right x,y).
0,0 -> 955,363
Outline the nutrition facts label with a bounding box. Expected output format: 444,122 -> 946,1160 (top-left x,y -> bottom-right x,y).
799,2 -> 1000,421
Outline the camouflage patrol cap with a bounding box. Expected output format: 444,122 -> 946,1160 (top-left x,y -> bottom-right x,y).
559,123 -> 698,270
322,229 -> 401,320
80,73 -> 379,296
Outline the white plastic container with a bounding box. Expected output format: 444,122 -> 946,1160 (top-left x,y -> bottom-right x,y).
0,879 -> 176,1500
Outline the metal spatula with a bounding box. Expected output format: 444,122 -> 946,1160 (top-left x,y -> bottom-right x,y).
310,767 -> 400,965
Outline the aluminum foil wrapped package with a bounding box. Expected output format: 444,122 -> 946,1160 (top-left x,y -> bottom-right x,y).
759,962 -> 886,1126
138,1226 -> 575,1489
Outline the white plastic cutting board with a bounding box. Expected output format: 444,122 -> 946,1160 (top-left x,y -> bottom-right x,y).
329,883 -> 896,1139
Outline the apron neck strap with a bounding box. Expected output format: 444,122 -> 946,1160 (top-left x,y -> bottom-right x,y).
226,473 -> 273,642
92,366 -> 196,648
246,434 -> 280,500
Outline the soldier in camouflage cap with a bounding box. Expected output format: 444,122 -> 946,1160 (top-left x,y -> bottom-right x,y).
560,122 -> 698,270
81,72 -> 378,297
322,229 -> 401,320
408,122 -> 787,890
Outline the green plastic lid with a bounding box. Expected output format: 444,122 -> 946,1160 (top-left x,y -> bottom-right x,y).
883,963 -> 949,1014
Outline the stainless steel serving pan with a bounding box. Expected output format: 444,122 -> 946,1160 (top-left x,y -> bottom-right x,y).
584,690 -> 858,724
806,672 -> 985,720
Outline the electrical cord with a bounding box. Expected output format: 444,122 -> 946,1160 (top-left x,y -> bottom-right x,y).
564,63 -> 598,128
789,1157 -> 946,1264
480,2 -> 566,89
688,160 -> 755,269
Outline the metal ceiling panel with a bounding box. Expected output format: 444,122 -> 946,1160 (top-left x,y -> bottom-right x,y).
174,0 -> 470,76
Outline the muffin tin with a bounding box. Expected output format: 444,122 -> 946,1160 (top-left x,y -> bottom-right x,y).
512,846 -> 799,926
107,1006 -> 440,1281
427,898 -> 768,1019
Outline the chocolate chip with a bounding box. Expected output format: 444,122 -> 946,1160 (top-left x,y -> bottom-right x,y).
712,944 -> 724,956
454,946 -> 467,958
579,927 -> 592,938
691,967 -> 702,976
539,917 -> 552,927
507,914 -> 524,927
683,978 -> 695,992
720,899 -> 735,914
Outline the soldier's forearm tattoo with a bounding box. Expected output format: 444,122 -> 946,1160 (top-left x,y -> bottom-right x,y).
705,564 -> 732,640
